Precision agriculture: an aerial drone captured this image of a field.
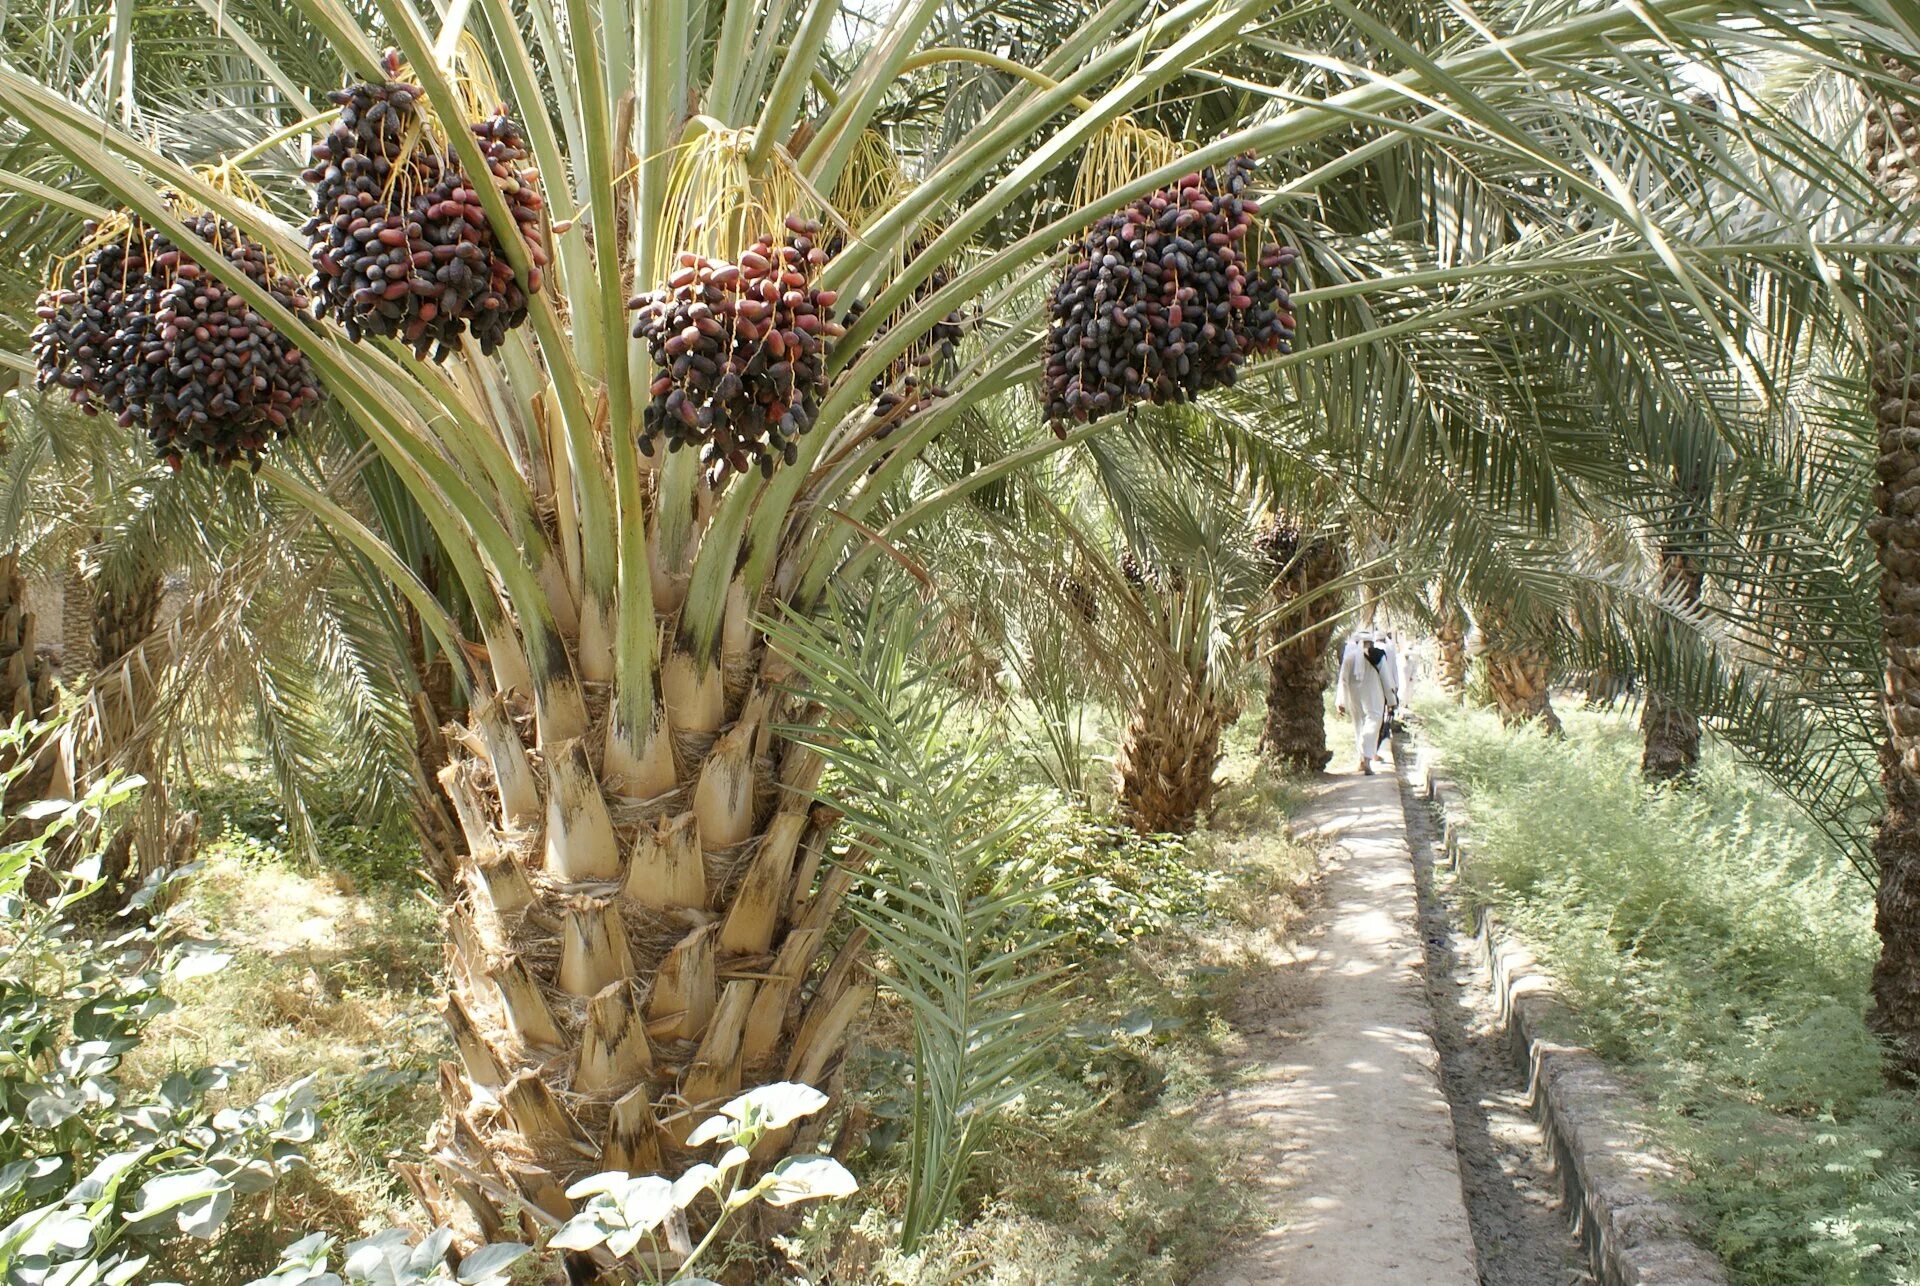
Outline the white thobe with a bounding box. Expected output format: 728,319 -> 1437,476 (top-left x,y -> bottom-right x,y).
1376,640 -> 1402,710
1339,639 -> 1386,763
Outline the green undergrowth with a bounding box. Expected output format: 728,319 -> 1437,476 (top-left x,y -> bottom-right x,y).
141,718 -> 1316,1283
1424,700 -> 1920,1285
786,716 -> 1318,1284
182,762 -> 422,887
136,771 -> 444,1283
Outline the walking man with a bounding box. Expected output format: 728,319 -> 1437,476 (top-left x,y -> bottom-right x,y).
1336,630 -> 1389,774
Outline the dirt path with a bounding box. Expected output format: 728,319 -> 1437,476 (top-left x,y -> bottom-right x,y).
1196,768 -> 1479,1285
1395,761 -> 1590,1285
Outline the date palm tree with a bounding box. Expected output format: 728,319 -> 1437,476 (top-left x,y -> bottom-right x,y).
1,0 -> 1915,1266
1256,515 -> 1344,773
1866,61 -> 1920,1079
1090,430 -> 1275,832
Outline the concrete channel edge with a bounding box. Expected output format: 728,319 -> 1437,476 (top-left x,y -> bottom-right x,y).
1417,756 -> 1729,1286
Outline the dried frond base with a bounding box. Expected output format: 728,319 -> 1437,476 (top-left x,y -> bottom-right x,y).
1115,672 -> 1230,834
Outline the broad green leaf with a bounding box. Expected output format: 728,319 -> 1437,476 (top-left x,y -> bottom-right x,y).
668,1164 -> 716,1210
454,1243 -> 528,1283
561,1171 -> 629,1200
543,1219 -> 608,1253
175,1184 -> 233,1240
26,1085 -> 85,1128
757,1156 -> 858,1208
123,1168 -> 228,1230
715,1081 -> 829,1132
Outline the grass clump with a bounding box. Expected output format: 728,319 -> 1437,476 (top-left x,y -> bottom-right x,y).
784,724 -> 1317,1283
132,775 -> 444,1283
1425,701 -> 1920,1284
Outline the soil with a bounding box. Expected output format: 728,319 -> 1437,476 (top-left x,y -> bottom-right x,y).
1395,756 -> 1591,1285
1192,742 -> 1590,1284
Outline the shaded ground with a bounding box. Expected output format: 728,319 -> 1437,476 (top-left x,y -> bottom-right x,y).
1194,767 -> 1478,1285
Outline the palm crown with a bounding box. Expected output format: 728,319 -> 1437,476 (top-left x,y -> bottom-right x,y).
2,0 -> 1917,1266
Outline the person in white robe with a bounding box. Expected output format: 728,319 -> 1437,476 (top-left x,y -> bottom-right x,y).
1375,632 -> 1403,735
1335,631 -> 1387,773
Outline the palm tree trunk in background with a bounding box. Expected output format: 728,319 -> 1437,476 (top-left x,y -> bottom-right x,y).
88,568 -> 197,889
402,623 -> 869,1245
1641,547 -> 1703,782
1259,537 -> 1342,773
90,571 -> 161,670
403,594 -> 466,893
60,560 -> 93,685
1434,596 -> 1468,701
1866,59 -> 1920,1082
1480,608 -> 1562,735
3,553 -> 66,890
1116,663 -> 1229,833
0,552 -> 55,735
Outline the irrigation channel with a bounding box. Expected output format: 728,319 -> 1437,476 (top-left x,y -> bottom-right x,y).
1197,736 -> 1589,1284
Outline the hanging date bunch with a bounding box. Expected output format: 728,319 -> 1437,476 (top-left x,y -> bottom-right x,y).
1043,152 -> 1296,431
829,228 -> 969,434
1118,547 -> 1186,597
302,50 -> 548,361
839,264 -> 966,435
32,209 -> 325,469
629,216 -> 844,478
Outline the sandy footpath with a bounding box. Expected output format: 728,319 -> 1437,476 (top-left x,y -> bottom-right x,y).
1195,768 -> 1479,1285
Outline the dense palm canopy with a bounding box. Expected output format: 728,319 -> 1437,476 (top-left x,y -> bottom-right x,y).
1,0 -> 1919,1270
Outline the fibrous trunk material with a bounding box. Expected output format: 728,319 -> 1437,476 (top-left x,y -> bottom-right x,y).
1638,691 -> 1700,781
61,561 -> 92,683
87,569 -> 197,889
404,596 -> 467,894
91,570 -> 162,672
1259,535 -> 1341,773
0,552 -> 55,736
403,648 -> 870,1251
1640,549 -> 1703,782
1116,666 -> 1229,833
1866,59 -> 1920,1083
1434,603 -> 1468,701
1483,640 -> 1562,735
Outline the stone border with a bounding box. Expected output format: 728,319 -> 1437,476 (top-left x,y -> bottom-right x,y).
1417,755 -> 1727,1286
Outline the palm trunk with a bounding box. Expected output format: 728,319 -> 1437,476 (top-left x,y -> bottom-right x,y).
0,552 -> 54,732
1638,690 -> 1698,778
4,552 -> 70,898
404,594 -> 469,893
1483,635 -> 1562,735
87,568 -> 197,890
1641,549 -> 1703,782
1867,61 -> 1920,1082
1259,537 -> 1341,773
1434,598 -> 1468,701
91,570 -> 162,671
60,560 -> 93,685
405,629 -> 869,1248
1116,664 -> 1229,833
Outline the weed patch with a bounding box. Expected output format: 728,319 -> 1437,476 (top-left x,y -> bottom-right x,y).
1425,702 -> 1920,1284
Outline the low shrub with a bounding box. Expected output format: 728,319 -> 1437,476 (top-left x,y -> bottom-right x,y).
1426,702 -> 1920,1284
0,738 -> 318,1286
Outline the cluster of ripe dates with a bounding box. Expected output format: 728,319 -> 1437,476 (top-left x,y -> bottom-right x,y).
301,51 -> 548,361
1044,153 -> 1295,430
32,210 -> 324,469
629,216 -> 845,479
